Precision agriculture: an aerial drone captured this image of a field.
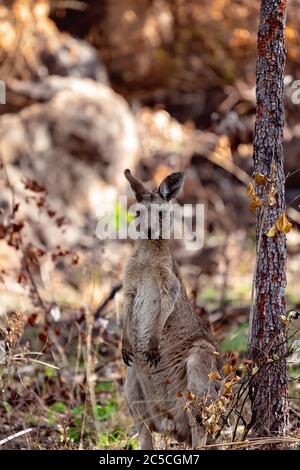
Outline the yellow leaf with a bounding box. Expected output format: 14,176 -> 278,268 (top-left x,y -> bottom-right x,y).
280,314 -> 289,326
208,422 -> 220,435
208,371 -> 221,381
247,182 -> 256,199
238,363 -> 249,372
249,197 -> 262,212
206,403 -> 215,414
266,225 -> 277,237
254,173 -> 267,185
224,380 -> 234,394
207,414 -> 217,425
223,363 -> 233,375
252,366 -> 259,376
247,182 -> 262,212
213,351 -> 220,357
268,187 -> 277,206
186,390 -> 196,401
275,212 -> 292,234
273,354 -> 279,361
176,391 -> 184,397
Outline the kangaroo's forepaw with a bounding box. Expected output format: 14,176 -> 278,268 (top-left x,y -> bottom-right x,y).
145,337 -> 161,367
122,348 -> 133,366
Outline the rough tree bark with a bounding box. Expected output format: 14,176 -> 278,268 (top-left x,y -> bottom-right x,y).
248,0 -> 289,436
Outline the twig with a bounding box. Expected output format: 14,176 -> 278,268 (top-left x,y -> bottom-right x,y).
0,428 -> 33,446
93,283 -> 122,320
14,356 -> 59,369
23,255 -> 48,314
83,309 -> 100,435
202,435 -> 300,450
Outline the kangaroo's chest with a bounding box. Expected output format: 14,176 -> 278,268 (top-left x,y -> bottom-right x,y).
129,272 -> 160,354
132,276 -> 160,328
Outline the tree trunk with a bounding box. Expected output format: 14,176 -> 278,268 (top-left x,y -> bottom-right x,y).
248,0 -> 289,436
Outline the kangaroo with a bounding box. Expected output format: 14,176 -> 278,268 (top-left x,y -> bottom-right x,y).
122,169 -> 221,450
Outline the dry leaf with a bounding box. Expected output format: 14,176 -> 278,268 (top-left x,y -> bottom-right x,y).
206,403 -> 215,414
266,225 -> 277,237
268,187 -> 277,206
247,182 -> 256,199
280,314 -> 289,326
249,197 -> 262,212
254,173 -> 267,185
275,212 -> 292,234
23,178 -> 46,193
223,363 -> 233,375
247,182 -> 262,212
208,422 -> 220,435
208,371 -> 221,381
224,380 -> 234,394
186,390 -> 196,401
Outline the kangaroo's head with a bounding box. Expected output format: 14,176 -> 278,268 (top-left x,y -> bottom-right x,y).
124,169 -> 184,239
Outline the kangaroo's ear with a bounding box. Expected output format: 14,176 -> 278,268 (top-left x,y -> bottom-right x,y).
158,171 -> 185,201
124,169 -> 149,202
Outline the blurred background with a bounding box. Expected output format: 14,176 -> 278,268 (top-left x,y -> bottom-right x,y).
0,0 -> 300,449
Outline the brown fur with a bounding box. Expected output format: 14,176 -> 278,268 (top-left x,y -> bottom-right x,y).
122,170 -> 221,449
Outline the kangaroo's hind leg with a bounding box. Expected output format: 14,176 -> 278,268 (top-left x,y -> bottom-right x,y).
186,407 -> 206,449
138,423 -> 154,450
125,366 -> 154,450
186,343 -> 221,449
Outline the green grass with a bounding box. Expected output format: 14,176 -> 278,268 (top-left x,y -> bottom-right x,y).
220,323 -> 248,353
93,400 -> 117,421
95,381 -> 115,393
96,430 -> 138,450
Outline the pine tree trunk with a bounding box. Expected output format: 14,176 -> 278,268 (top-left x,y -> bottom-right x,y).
248,0 -> 289,436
